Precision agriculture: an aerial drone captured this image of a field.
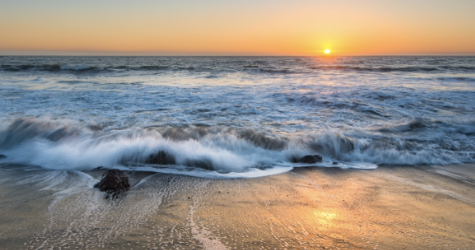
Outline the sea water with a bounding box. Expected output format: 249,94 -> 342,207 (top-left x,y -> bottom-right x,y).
0,56 -> 474,178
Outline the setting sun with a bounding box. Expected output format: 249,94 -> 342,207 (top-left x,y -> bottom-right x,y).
324,49 -> 331,54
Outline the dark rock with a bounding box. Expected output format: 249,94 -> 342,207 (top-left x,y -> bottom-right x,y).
0,154 -> 6,159
184,158 -> 214,170
147,151 -> 176,165
332,162 -> 338,165
238,129 -> 286,150
94,170 -> 130,193
292,155 -> 323,164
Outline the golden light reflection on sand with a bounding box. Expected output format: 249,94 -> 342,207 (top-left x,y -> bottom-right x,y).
314,211 -> 337,226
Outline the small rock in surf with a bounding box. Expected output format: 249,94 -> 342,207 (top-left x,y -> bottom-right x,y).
292,155 -> 323,164
184,158 -> 214,170
147,151 -> 176,165
94,169 -> 130,192
0,155 -> 6,159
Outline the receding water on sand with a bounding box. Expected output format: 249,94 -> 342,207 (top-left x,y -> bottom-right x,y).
1,164 -> 475,249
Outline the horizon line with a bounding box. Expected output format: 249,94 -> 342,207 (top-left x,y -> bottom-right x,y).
2,53 -> 475,57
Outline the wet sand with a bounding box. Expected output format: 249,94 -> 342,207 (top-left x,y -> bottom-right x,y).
1,164 -> 475,249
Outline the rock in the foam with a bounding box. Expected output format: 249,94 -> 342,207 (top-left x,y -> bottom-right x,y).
94,169 -> 130,192
147,151 -> 176,165
292,155 -> 323,164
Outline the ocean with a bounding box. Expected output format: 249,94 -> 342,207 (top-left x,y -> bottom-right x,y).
1,56 -> 475,177
2,56 -> 475,249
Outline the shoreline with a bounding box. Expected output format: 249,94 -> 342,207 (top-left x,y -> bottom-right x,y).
0,164 -> 474,249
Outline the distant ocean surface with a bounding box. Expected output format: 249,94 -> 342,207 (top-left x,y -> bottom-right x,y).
1,56 -> 474,178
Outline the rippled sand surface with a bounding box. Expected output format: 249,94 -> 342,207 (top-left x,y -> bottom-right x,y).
1,164 -> 475,249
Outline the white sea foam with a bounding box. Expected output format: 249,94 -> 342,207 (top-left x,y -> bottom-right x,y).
0,116 -> 473,178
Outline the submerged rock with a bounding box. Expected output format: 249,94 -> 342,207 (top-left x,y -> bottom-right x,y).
146,151 -> 214,170
94,169 -> 130,192
292,155 -> 323,164
184,158 -> 214,170
0,154 -> 6,159
147,151 -> 176,165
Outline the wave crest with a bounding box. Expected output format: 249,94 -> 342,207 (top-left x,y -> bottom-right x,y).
1,117 -> 474,177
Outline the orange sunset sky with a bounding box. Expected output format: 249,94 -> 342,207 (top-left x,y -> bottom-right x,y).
1,0 -> 474,56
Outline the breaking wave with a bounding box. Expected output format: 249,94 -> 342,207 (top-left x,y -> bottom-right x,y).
1,117 -> 474,178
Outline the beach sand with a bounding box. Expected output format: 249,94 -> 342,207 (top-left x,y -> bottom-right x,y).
1,164 -> 475,249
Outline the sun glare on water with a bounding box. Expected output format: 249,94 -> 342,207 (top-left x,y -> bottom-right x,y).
324,49 -> 331,54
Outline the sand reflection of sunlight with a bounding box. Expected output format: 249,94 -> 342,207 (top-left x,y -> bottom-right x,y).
314,211 -> 337,225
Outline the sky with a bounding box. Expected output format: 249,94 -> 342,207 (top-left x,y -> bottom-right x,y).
0,0 -> 474,56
